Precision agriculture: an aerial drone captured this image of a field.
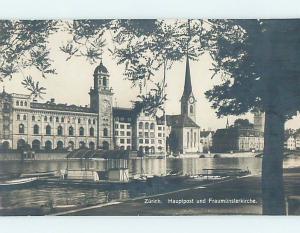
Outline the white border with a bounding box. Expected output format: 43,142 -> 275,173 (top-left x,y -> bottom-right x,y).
1,0 -> 300,232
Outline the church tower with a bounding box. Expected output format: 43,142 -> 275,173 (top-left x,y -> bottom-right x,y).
89,62 -> 114,150
254,110 -> 265,133
180,55 -> 197,122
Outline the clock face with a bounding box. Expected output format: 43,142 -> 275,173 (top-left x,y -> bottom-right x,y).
189,96 -> 195,104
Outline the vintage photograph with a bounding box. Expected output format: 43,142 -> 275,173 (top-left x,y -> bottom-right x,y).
0,19 -> 299,216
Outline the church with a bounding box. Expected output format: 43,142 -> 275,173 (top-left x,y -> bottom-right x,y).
167,56 -> 202,154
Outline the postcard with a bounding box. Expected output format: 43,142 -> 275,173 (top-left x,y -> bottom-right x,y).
0,19 -> 299,216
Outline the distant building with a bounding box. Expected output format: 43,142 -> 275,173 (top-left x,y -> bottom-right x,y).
253,111 -> 265,133
167,55 -> 202,154
285,135 -> 296,151
295,134 -> 300,150
200,130 -> 214,153
213,127 -> 264,152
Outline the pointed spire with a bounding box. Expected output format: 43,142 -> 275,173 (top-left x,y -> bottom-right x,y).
181,54 -> 193,99
226,117 -> 229,128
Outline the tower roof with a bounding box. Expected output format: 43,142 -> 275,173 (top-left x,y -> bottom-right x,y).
94,61 -> 109,76
181,55 -> 193,99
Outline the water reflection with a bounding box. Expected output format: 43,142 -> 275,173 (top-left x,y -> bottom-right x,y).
0,155 -> 300,214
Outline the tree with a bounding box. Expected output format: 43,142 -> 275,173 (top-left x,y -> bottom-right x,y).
233,118 -> 253,128
64,19 -> 300,214
205,19 -> 300,215
0,20 -> 59,99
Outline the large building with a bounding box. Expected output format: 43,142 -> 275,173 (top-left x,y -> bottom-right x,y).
212,114 -> 264,153
0,62 -> 167,154
167,56 -> 202,154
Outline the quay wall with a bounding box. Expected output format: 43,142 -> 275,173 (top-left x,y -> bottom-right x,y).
0,152 -> 68,160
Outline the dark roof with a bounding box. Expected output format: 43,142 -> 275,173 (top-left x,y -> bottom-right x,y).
200,131 -> 214,137
113,107 -> 134,117
31,102 -> 94,113
167,114 -> 200,128
214,127 -> 263,138
181,55 -> 193,100
94,61 -> 108,76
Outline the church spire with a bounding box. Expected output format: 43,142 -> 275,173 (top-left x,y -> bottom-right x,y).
181,54 -> 193,100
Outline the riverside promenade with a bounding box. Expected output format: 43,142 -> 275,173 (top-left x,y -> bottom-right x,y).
54,167 -> 300,216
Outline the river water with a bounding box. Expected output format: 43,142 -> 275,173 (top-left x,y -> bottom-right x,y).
0,155 -> 299,215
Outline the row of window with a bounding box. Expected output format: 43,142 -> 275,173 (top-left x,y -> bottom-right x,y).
114,124 -> 130,129
187,131 -> 198,148
139,139 -> 163,144
138,132 -> 165,138
115,131 -> 131,136
19,124 -> 95,137
16,100 -> 28,107
16,114 -> 96,125
138,122 -> 156,130
119,139 -> 131,144
114,117 -> 131,122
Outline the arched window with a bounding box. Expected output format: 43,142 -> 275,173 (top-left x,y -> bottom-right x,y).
19,124 -> 25,134
69,126 -> 74,136
61,117 -> 64,123
32,115 -> 35,121
20,101 -> 23,106
150,123 -> 155,130
17,114 -> 20,120
78,118 -> 81,124
16,101 -> 19,106
45,141 -> 52,151
24,102 -> 27,106
139,122 -> 143,129
49,116 -> 53,122
79,127 -> 84,136
32,140 -> 40,151
103,77 -> 107,87
190,105 -> 194,114
56,117 -> 59,122
46,125 -> 51,135
145,123 -> 149,129
92,119 -> 96,124
88,119 -> 91,124
57,126 -> 63,136
44,116 -> 47,121
90,127 -> 94,137
103,128 -> 108,137
57,141 -> 64,150
33,125 -> 39,134
23,115 -> 26,120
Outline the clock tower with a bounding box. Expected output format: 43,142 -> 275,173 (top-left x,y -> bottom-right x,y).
89,61 -> 114,150
180,55 -> 197,122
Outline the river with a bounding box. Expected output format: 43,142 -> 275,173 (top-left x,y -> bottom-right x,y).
0,155 -> 299,215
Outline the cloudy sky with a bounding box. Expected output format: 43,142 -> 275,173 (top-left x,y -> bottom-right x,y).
2,24 -> 300,130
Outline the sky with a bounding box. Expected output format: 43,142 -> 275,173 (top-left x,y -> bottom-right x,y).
2,23 -> 300,130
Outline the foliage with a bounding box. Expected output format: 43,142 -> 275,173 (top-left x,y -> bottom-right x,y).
0,20 -> 59,98
205,19 -> 300,119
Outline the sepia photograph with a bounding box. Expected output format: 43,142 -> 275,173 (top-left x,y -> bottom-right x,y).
1,18 -> 300,216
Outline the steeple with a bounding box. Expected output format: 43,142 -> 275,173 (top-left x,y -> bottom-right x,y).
181,54 -> 193,100
226,118 -> 229,128
180,54 -> 197,122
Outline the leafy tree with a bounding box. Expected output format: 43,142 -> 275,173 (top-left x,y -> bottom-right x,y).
205,19 -> 300,215
233,118 -> 253,128
0,20 -> 58,99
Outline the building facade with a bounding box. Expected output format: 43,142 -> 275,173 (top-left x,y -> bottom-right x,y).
167,56 -> 202,154
212,113 -> 265,153
0,62 -> 167,154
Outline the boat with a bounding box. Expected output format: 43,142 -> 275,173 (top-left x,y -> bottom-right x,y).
0,177 -> 38,188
